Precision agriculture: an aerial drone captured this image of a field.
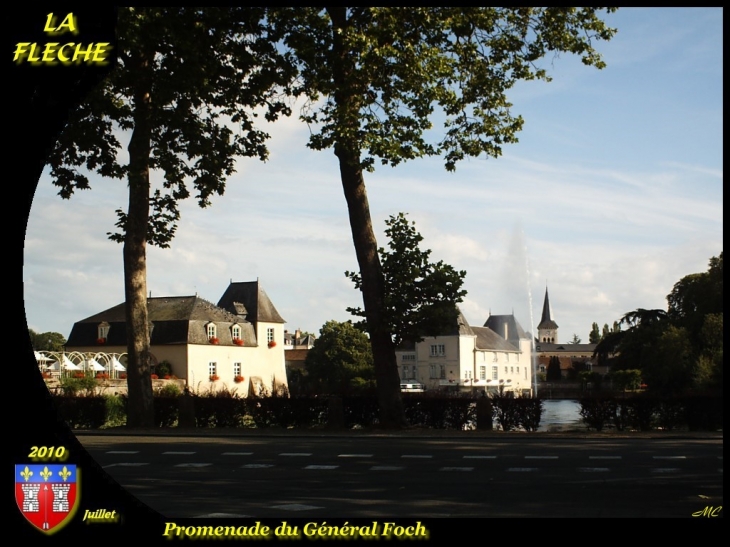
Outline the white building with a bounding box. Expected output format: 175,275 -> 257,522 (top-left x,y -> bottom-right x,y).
65,280 -> 288,395
396,309 -> 533,396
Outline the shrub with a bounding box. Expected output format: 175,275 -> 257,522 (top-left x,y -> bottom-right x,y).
579,397 -> 617,431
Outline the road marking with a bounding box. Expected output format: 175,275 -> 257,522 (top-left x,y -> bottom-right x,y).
651,468 -> 679,473
106,451 -> 139,454
578,467 -> 610,472
271,504 -> 323,511
370,466 -> 404,471
304,465 -> 339,470
280,453 -> 312,457
440,467 -> 474,472
463,455 -> 497,459
525,456 -> 558,460
163,451 -> 195,455
507,468 -> 538,472
222,452 -> 253,456
175,463 -> 212,468
241,464 -> 275,469
653,456 -> 686,460
102,463 -> 149,468
401,455 -> 432,459
589,456 -> 621,460
338,454 -> 373,458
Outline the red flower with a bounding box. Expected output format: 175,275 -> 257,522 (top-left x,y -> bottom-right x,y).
97,337 -> 106,345
95,372 -> 109,379
209,337 -> 220,345
233,338 -> 244,346
151,374 -> 159,380
268,340 -> 276,348
210,374 -> 219,381
119,373 -> 127,379
234,375 -> 244,383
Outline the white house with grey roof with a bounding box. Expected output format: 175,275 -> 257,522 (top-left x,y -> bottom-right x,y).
396,309 -> 533,396
65,280 -> 287,395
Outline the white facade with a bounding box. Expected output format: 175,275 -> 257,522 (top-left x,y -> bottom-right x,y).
396,313 -> 533,396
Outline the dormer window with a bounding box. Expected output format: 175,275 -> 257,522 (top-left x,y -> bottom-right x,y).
231,324 -> 241,340
98,321 -> 110,342
206,322 -> 217,339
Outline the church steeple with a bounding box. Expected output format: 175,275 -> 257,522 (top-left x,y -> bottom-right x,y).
537,286 -> 559,344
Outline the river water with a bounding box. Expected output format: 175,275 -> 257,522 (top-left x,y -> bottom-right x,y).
538,399 -> 583,432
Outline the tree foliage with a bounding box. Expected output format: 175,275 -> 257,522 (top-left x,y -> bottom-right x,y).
346,213 -> 467,347
29,330 -> 67,352
594,253 -> 723,393
589,322 -> 601,344
45,7 -> 294,426
269,7 -> 617,426
546,356 -> 562,382
304,320 -> 375,394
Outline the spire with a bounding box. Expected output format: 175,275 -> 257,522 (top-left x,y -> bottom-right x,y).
540,286 -> 553,324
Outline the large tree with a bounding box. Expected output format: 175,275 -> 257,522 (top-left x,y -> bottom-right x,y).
46,8 -> 293,426
269,7 -> 617,426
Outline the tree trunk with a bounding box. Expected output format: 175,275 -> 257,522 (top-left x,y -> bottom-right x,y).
328,7 -> 406,428
124,47 -> 155,428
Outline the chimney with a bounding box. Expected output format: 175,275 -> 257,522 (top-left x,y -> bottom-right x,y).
504,323 -> 508,340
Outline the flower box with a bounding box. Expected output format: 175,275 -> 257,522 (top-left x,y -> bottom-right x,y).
95,372 -> 109,379
164,374 -> 171,380
119,373 -> 127,379
209,374 -> 220,382
97,337 -> 106,345
41,371 -> 51,379
233,338 -> 244,346
268,341 -> 276,348
209,337 -> 220,345
151,374 -> 159,380
234,375 -> 244,384
72,372 -> 85,379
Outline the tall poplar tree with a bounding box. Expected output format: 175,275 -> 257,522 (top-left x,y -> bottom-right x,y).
47,7 -> 293,426
269,7 -> 617,427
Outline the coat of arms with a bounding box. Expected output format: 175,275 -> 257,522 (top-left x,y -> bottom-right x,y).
15,464 -> 79,534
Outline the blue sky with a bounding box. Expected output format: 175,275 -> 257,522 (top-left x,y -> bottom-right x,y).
23,8 -> 723,344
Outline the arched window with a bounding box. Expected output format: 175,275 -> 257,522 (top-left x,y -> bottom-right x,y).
231,324 -> 241,340
206,323 -> 217,339
98,321 -> 110,341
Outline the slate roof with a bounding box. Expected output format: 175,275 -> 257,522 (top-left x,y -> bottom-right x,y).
471,326 -> 520,352
537,287 -> 559,330
217,281 -> 286,324
483,314 -> 529,344
66,295 -> 258,347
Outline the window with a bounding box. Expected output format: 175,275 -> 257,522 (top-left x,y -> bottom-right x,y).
516,366 -> 520,373
430,344 -> 445,357
208,362 -> 217,377
465,370 -> 472,379
510,366 -> 514,374
492,366 -> 498,380
232,325 -> 241,340
524,367 -> 528,380
506,353 -> 510,363
479,366 -> 486,380
429,364 -> 438,378
504,366 -> 508,374
402,365 -> 408,379
207,323 -> 217,339
233,362 -> 241,377
440,365 -> 446,379
401,353 -> 416,362
98,322 -> 110,340
411,365 -> 417,380
492,352 -> 498,362
267,327 -> 275,343
539,365 -> 546,373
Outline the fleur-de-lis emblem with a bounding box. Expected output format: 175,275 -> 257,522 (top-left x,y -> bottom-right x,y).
40,466 -> 53,481
59,466 -> 72,481
20,466 -> 33,481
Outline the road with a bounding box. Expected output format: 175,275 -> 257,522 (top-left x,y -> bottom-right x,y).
75,432 -> 723,519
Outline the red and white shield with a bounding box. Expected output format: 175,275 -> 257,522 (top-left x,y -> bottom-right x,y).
15,464 -> 79,534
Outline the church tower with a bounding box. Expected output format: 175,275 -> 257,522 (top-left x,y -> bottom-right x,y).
537,287 -> 559,343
